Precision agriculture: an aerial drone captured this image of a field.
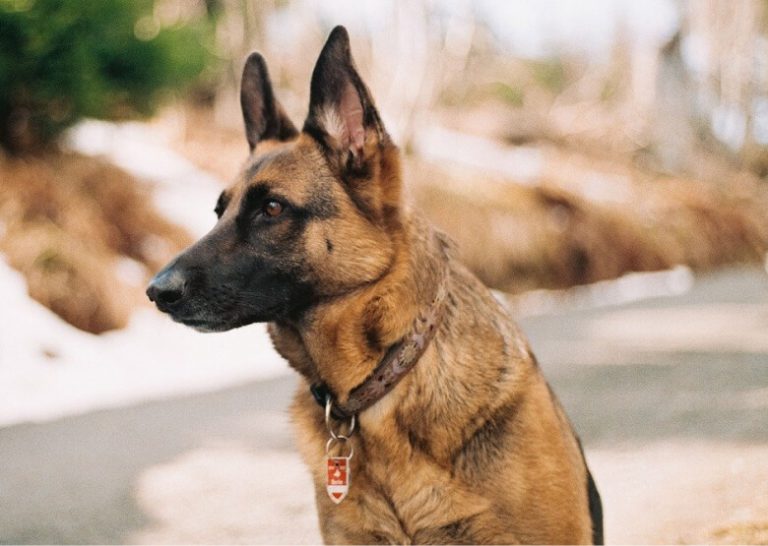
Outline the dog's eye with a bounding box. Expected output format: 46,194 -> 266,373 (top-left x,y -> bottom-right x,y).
262,199 -> 284,218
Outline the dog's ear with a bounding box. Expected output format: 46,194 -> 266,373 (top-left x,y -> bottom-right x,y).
303,26 -> 388,173
241,52 -> 298,151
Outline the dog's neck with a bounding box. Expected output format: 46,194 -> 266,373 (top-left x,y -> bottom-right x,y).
269,215 -> 451,410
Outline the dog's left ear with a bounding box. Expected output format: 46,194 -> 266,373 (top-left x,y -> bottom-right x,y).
303,26 -> 388,173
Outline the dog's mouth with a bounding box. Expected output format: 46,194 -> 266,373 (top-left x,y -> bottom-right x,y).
170,314 -> 228,333
158,305 -> 244,333
157,298 -> 271,333
146,273 -> 246,332
149,295 -> 232,332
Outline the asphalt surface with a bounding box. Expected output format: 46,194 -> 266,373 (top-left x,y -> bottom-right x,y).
2,267 -> 767,544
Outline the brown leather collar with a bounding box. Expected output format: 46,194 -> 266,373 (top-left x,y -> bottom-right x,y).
311,277 -> 448,421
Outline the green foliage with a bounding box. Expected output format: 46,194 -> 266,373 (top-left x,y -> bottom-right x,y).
0,0 -> 216,152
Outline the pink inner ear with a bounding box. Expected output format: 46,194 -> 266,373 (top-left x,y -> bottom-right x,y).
339,82 -> 365,155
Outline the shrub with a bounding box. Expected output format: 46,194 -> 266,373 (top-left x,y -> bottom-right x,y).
0,0 -> 216,152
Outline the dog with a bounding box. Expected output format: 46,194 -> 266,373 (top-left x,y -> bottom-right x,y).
147,25 -> 603,545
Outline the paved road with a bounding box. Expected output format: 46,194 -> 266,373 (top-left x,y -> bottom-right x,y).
2,268 -> 767,544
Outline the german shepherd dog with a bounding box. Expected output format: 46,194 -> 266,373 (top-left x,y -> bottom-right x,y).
147,26 -> 603,545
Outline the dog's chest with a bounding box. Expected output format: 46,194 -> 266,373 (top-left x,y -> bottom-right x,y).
311,423 -> 491,543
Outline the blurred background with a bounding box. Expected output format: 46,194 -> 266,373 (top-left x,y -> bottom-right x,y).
1,0 -> 767,544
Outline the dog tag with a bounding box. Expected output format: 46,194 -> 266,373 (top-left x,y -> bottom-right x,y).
326,456 -> 350,504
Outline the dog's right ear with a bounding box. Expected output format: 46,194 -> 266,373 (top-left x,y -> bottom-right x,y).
241,52 -> 298,151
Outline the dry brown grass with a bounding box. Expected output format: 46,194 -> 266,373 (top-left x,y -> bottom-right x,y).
0,151 -> 191,333
706,521 -> 768,544
408,157 -> 768,293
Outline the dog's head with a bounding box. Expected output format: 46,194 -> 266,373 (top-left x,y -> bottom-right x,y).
146,26 -> 402,332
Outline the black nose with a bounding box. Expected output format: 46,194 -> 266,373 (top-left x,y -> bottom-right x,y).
146,268 -> 187,306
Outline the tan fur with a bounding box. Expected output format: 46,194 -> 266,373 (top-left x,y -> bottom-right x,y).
213,134 -> 596,543
280,234 -> 591,543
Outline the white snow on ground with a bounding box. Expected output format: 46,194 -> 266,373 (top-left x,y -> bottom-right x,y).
416,125 -> 545,185
1,120 -> 290,428
507,265 -> 694,316
0,257 -> 289,428
65,120 -> 228,239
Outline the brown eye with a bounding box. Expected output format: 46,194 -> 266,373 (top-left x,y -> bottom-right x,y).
262,199 -> 283,217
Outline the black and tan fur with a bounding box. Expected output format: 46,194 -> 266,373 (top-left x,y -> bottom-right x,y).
147,26 -> 603,545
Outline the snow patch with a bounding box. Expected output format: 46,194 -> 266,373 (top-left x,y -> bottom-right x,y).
415,125 -> 544,184
508,265 -> 694,316
65,120 -> 224,239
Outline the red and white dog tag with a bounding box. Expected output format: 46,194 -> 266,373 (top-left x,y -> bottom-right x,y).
326,456 -> 351,504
